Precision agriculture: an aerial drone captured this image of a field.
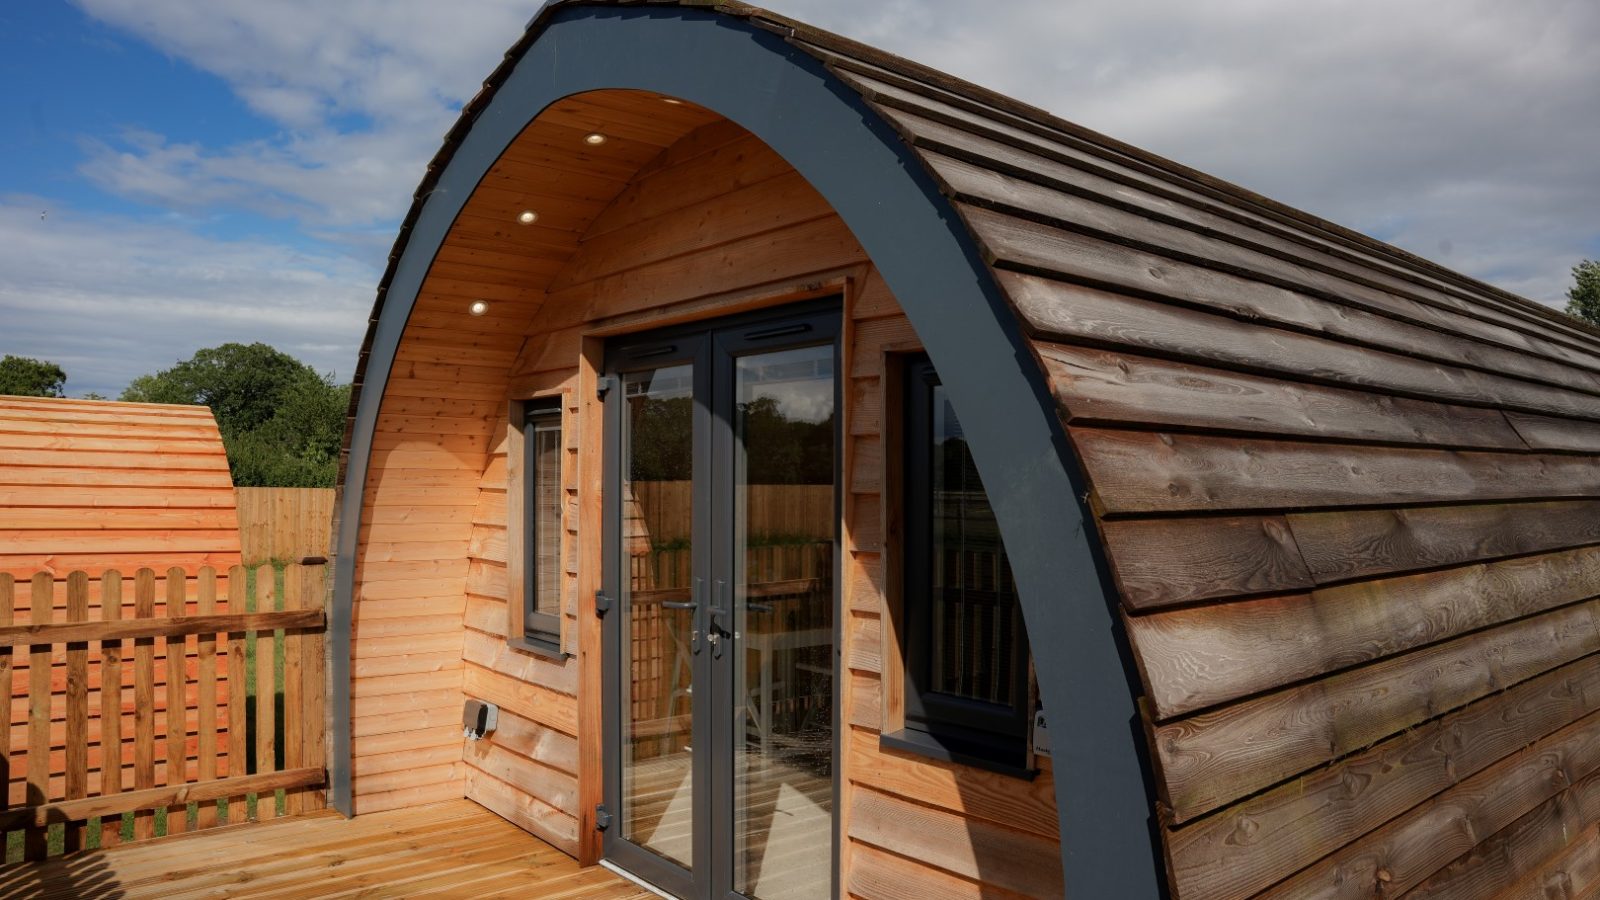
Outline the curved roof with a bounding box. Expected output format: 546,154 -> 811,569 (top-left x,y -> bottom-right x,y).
0,395 -> 241,578
340,4 -> 1600,897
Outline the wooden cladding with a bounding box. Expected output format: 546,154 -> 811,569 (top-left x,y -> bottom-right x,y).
0,397 -> 242,580
0,565 -> 326,860
839,34 -> 1600,900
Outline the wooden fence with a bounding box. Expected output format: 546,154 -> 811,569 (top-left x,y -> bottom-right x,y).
0,564 -> 327,861
235,488 -> 334,565
630,482 -> 833,545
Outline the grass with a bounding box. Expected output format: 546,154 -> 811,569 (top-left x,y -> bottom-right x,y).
8,562 -> 294,863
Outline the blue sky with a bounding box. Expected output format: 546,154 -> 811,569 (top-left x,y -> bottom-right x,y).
2,0 -> 1598,398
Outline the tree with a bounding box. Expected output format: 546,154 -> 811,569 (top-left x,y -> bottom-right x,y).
121,343 -> 349,487
1566,259 -> 1600,327
0,355 -> 67,397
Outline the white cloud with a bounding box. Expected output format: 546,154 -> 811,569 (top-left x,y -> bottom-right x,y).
0,200 -> 373,397
71,0 -> 532,234
775,0 -> 1600,307
25,0 -> 1596,399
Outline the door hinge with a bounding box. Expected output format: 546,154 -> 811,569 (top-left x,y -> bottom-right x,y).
595,803 -> 613,831
595,590 -> 613,617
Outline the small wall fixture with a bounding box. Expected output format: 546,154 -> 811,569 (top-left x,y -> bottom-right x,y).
584,132 -> 607,145
468,300 -> 490,317
517,210 -> 538,225
462,699 -> 498,741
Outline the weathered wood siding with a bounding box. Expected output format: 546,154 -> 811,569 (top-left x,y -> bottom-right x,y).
827,53 -> 1600,900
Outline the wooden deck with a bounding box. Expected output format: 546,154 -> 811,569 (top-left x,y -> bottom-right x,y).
0,800 -> 657,899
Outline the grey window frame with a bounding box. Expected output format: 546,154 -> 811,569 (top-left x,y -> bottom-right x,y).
885,354 -> 1034,777
514,397 -> 564,657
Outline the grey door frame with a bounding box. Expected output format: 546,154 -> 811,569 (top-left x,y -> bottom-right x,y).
601,300 -> 844,899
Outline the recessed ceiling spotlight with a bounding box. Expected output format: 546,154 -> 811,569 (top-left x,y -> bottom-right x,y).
584,132 -> 607,145
468,300 -> 489,317
517,210 -> 538,225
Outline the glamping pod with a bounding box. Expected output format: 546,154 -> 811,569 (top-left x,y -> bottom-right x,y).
334,4 -> 1600,897
0,395 -> 242,580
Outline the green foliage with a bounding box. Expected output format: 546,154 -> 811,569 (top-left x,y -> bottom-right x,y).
1567,259 -> 1600,327
121,342 -> 349,487
80,392 -> 108,400
0,354 -> 67,397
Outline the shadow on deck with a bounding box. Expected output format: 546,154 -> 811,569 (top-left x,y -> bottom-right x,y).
0,799 -> 656,899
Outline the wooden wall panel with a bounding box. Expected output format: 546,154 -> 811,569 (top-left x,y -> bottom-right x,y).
353,90 -> 1061,893
848,56 -> 1600,900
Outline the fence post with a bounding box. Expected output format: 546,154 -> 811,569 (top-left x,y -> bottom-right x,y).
254,564 -> 277,821
226,565 -> 248,823
196,567 -> 219,829
301,561 -> 328,812
0,575 -> 11,856
25,573 -> 53,860
163,568 -> 189,836
282,565 -> 304,816
64,572 -> 89,851
133,569 -> 156,840
99,571 -> 124,848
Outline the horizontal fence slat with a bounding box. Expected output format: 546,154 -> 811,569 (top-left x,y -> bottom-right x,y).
0,609 -> 324,646
0,767 -> 325,831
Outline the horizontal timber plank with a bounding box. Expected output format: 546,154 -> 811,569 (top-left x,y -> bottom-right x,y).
846,726 -> 1057,839
0,766 -> 323,829
941,160 -> 1600,395
839,63 -> 1600,362
0,609 -> 322,646
1130,545 -> 1600,719
846,840 -> 1026,900
463,662 -> 578,737
1491,821 -> 1600,900
849,786 -> 1063,897
1263,711 -> 1600,900
1101,515 -> 1311,609
1287,499 -> 1600,585
1004,266 -> 1600,423
1153,600 -> 1600,823
1166,653 -> 1600,900
1074,427 -> 1600,515
1402,774 -> 1600,900
1039,341 -> 1526,451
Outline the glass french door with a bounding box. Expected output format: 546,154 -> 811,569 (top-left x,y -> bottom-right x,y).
602,302 -> 840,900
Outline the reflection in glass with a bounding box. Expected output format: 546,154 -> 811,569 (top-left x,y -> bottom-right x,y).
532,416 -> 562,619
732,345 -> 835,900
931,385 -> 1021,707
621,364 -> 696,868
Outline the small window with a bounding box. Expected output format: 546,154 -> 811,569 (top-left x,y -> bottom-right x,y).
891,355 -> 1032,774
515,399 -> 563,654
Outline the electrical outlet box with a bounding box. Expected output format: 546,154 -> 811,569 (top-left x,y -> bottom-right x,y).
463,699 -> 498,741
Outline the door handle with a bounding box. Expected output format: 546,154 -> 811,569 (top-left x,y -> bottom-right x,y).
662,577 -> 703,654
709,579 -> 730,659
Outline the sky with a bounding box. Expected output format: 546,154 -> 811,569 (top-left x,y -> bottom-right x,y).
2,1 -> 1597,398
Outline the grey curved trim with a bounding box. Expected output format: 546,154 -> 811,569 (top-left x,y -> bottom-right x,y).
332,6 -> 1161,896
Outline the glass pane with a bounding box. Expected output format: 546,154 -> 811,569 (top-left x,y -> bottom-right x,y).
621,364 -> 695,868
532,415 -> 562,619
732,344 -> 834,900
930,384 -> 1021,707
